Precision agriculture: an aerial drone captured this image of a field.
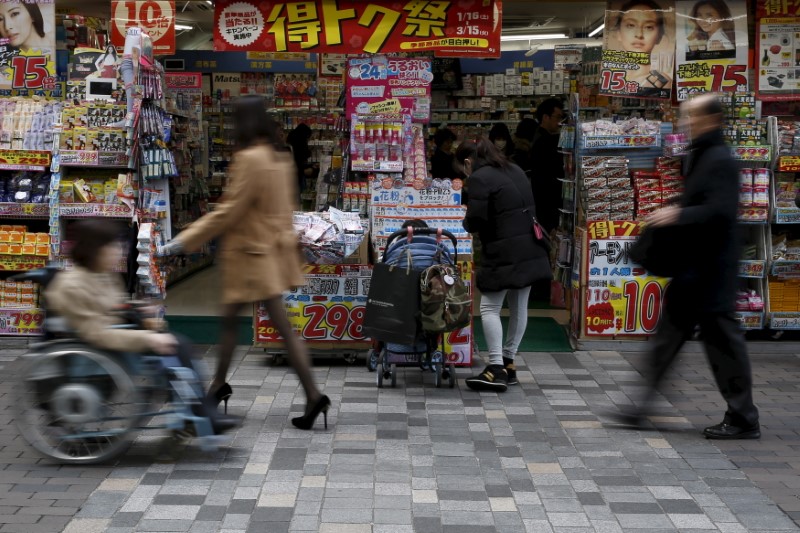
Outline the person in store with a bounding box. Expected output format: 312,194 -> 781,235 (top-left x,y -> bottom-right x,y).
529,98 -> 565,235
612,94 -> 760,440
287,123 -> 319,196
457,138 -> 552,392
161,96 -> 331,431
612,0 -> 674,96
687,0 -> 736,57
46,220 -> 240,436
0,1 -> 48,52
511,118 -> 538,179
430,127 -> 458,180
488,123 -> 515,158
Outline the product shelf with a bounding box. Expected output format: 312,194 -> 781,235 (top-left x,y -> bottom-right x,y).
0,307 -> 44,336
429,120 -> 508,125
739,260 -> 767,278
735,311 -> 765,330
0,203 -> 49,218
59,203 -> 134,218
0,255 -> 47,272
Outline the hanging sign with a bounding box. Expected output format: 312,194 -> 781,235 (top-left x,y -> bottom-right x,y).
0,0 -> 57,92
674,0 -> 749,100
599,0 -> 676,99
584,221 -> 670,337
755,0 -> 800,101
213,0 -> 501,58
110,1 -> 176,55
346,56 -> 432,123
165,72 -> 202,90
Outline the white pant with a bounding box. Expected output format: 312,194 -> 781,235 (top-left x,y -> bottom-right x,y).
479,286 -> 531,366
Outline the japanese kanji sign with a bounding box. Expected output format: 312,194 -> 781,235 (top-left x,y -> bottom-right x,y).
600,0 -> 676,99
756,0 -> 800,101
111,1 -> 176,55
346,56 -> 432,123
214,0 -> 501,58
584,220 -> 670,337
0,0 -> 57,93
674,0 -> 749,100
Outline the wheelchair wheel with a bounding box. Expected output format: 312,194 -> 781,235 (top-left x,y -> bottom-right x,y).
15,347 -> 146,464
366,349 -> 379,372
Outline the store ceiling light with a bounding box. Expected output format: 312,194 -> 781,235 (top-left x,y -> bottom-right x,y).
500,33 -> 568,41
175,24 -> 193,30
588,23 -> 605,38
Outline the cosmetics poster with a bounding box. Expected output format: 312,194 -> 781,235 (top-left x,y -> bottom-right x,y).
0,0 -> 56,93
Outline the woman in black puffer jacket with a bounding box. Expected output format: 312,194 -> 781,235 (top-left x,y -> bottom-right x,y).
457,138 -> 552,392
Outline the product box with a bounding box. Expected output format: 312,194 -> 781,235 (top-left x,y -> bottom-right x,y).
540,71 -> 552,83
609,188 -> 635,202
587,200 -> 612,213
586,210 -> 610,221
59,181 -> 74,203
634,177 -> 660,189
662,189 -> 683,203
583,177 -> 607,189
35,244 -> 49,256
73,128 -> 87,151
607,177 -> 631,189
637,201 -> 662,216
587,188 -> 612,201
636,188 -> 662,202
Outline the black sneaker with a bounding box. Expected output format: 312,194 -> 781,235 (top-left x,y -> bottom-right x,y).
465,365 -> 508,392
503,357 -> 518,386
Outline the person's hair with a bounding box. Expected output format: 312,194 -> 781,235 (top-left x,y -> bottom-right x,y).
19,2 -> 45,39
70,220 -> 123,271
233,95 -> 280,150
488,123 -> 512,142
455,137 -> 508,170
536,97 -> 564,122
688,0 -> 735,47
287,123 -> 312,160
434,128 -> 457,147
515,118 -> 538,141
614,0 -> 667,44
401,219 -> 429,229
695,95 -> 724,120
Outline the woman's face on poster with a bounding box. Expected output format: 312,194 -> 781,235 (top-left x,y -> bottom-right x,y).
0,2 -> 34,48
619,6 -> 661,53
696,4 -> 722,34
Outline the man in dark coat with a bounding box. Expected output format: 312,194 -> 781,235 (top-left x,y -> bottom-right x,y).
529,98 -> 565,234
617,94 -> 759,439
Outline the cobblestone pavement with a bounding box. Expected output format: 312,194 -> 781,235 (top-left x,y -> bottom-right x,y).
1,343 -> 799,532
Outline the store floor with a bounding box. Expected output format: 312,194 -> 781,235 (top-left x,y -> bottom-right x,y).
2,343 -> 799,532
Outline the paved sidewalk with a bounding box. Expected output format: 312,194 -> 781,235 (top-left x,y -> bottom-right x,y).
0,343 -> 798,532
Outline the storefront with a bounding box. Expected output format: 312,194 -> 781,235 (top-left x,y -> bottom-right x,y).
0,0 -> 798,354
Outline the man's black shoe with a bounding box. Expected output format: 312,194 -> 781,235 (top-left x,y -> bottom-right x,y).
703,421 -> 760,440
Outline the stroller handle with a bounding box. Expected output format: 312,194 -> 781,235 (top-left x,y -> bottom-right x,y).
382,227 -> 459,263
9,264 -> 61,288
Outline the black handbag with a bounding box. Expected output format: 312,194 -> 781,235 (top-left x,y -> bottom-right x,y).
363,253 -> 420,344
629,224 -> 689,277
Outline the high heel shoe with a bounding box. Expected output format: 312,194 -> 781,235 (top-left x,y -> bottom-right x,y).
291,395 -> 331,430
208,383 -> 233,414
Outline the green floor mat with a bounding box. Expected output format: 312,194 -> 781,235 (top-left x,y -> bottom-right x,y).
472,316 -> 573,353
169,316 -> 253,345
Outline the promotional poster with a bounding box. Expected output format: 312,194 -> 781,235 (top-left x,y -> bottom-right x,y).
0,0 -> 57,92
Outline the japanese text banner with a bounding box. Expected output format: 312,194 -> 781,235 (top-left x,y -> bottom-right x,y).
756,0 -> 800,101
674,0 -> 749,100
0,0 -> 57,93
214,0 -> 501,57
110,1 -> 176,55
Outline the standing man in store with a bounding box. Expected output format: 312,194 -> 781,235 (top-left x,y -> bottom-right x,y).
431,128 -> 458,180
615,94 -> 759,440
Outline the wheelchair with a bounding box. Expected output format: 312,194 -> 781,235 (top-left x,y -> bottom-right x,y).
13,266 -> 227,464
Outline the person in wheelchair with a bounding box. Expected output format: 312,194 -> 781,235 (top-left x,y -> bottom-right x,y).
45,220 -> 239,435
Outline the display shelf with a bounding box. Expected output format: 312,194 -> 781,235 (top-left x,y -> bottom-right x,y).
732,146 -> 771,162
769,312 -> 800,330
59,203 -> 133,218
739,260 -> 767,278
735,311 -> 765,330
59,151 -> 128,168
0,203 -> 49,218
0,255 -> 47,271
431,107 -> 492,112
166,256 -> 214,286
0,307 -> 44,336
0,149 -> 51,171
771,260 -> 800,278
580,134 -> 660,149
429,120 -> 508,125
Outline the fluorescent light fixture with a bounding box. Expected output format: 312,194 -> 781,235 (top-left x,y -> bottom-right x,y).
500,33 -> 568,41
175,24 -> 193,30
588,23 -> 605,38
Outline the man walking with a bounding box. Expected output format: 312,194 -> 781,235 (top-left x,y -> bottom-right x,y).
620,94 -> 759,439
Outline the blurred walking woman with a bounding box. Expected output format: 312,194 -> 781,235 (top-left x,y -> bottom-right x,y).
458,139 -> 552,392
162,95 -> 330,430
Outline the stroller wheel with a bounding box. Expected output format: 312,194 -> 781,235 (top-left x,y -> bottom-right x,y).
366,349 -> 379,372
448,364 -> 456,388
434,363 -> 442,388
390,364 -> 397,388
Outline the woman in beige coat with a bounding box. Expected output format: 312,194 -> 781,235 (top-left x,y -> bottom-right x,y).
162,96 -> 330,430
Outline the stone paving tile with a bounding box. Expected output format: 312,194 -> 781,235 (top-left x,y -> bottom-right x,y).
3,343 -> 800,531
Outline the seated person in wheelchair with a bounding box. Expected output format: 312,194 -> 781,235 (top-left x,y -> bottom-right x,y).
45,220 -> 239,434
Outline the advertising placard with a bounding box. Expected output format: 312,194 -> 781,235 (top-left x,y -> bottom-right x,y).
0,0 -> 57,92
213,0 -> 501,58
584,221 -> 670,336
111,0 -> 176,55
0,308 -> 44,336
755,0 -> 800,100
600,0 -> 676,99
554,44 -> 585,71
165,72 -> 202,90
674,0 -> 748,100
346,56 -> 432,123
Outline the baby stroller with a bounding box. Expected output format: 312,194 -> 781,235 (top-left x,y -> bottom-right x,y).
12,266 -> 227,464
366,226 -> 460,389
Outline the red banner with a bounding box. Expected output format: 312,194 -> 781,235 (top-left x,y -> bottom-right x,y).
214,0 -> 501,57
111,1 -> 176,55
165,72 -> 203,90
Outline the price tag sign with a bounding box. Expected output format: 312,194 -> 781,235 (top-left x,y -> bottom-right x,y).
583,135 -> 659,149
0,256 -> 47,271
60,151 -> 100,166
738,260 -> 766,278
736,312 -> 764,330
733,146 -> 771,161
0,309 -> 45,336
770,313 -> 800,330
111,1 -> 176,55
0,150 -> 50,170
779,155 -> 800,172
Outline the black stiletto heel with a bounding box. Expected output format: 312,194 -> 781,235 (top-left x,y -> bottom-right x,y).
209,383 -> 233,414
291,395 -> 331,430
